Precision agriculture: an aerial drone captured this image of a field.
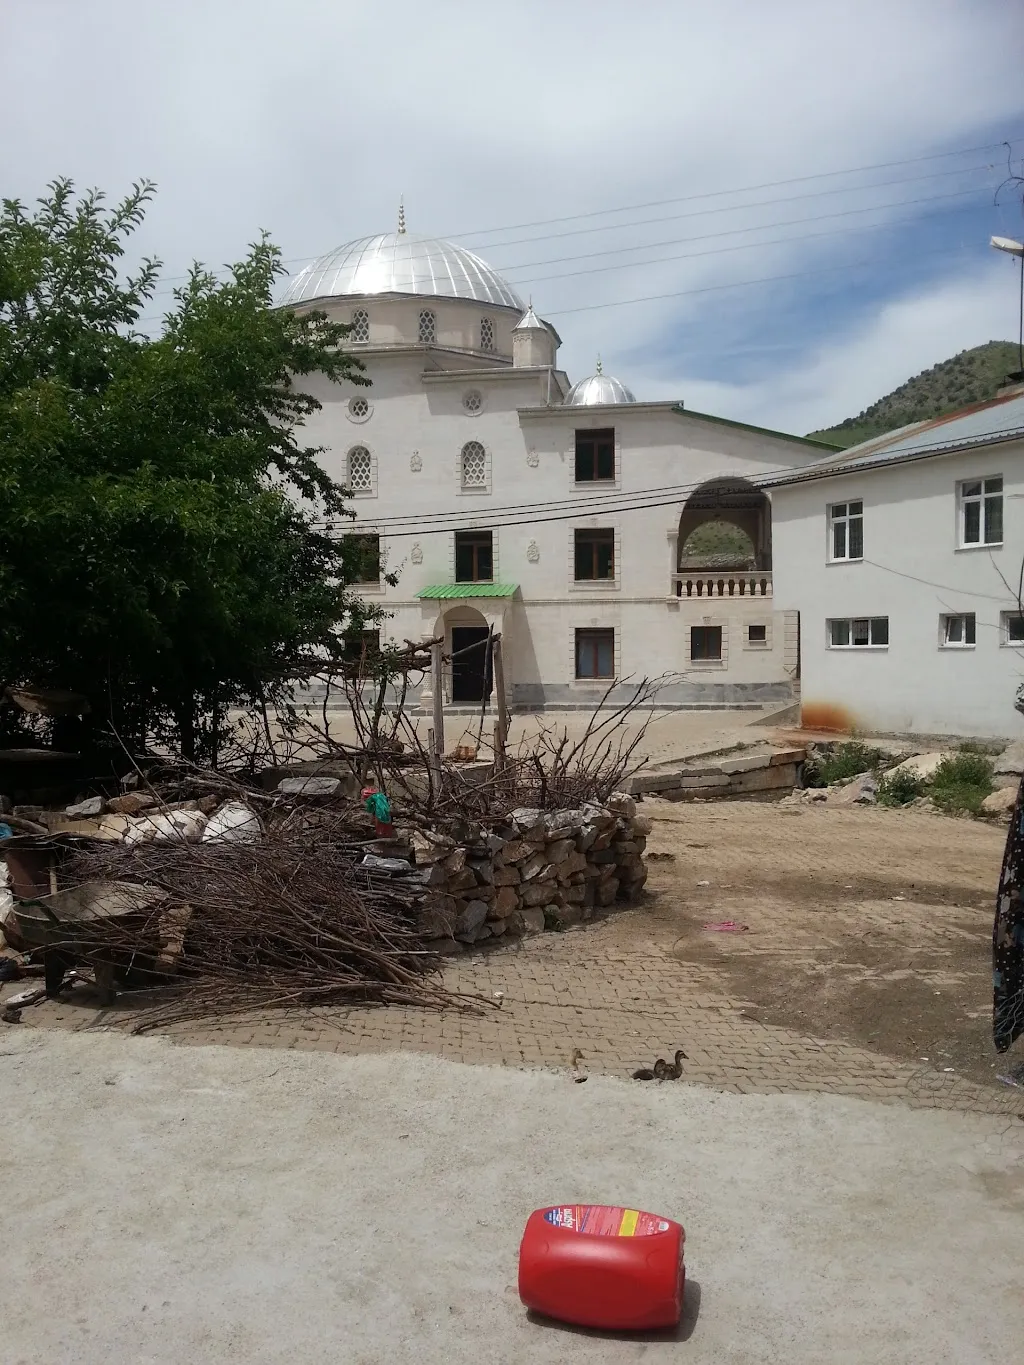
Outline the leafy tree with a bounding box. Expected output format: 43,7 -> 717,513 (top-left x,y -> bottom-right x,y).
0,179 -> 374,761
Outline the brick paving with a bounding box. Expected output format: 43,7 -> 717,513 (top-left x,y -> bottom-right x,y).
14,910 -> 1024,1119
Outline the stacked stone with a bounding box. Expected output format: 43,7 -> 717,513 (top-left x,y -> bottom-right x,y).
410,793 -> 649,951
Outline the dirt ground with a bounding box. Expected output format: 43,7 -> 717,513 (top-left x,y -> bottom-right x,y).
630,797 -> 1010,1089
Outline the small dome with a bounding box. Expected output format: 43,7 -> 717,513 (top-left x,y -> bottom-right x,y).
565,360 -> 636,406
278,231 -> 523,311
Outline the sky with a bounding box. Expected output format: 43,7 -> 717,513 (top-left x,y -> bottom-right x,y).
2,0 -> 1023,435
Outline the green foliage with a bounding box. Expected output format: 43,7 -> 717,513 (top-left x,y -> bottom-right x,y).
0,179 -> 373,760
955,738 -> 1004,757
679,520 -> 754,563
927,751 -> 994,816
876,768 -> 924,807
808,341 -> 1021,447
802,741 -> 883,788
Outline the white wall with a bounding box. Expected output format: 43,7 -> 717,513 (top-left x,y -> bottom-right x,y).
771,441 -> 1024,738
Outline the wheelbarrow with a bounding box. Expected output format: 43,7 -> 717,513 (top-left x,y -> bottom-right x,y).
8,881 -> 170,1004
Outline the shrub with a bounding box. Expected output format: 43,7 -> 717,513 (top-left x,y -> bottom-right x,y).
931,752 -> 994,792
804,741 -> 884,788
877,769 -> 924,807
930,782 -> 989,816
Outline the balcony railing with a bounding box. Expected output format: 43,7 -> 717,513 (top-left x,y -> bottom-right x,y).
672,571 -> 772,599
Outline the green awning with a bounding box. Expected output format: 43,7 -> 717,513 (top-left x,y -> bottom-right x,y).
416,583 -> 518,599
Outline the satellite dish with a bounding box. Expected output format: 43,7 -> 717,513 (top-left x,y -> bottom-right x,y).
990,235 -> 1024,257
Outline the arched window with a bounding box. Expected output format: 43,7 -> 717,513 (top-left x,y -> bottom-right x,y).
348,446 -> 373,494
461,441 -> 487,489
480,317 -> 495,351
350,308 -> 369,343
418,308 -> 436,344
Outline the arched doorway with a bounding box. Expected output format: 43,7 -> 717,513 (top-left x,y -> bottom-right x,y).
677,477 -> 771,571
443,605 -> 492,704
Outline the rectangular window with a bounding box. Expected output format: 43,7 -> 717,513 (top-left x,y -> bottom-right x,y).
454,530 -> 493,583
1002,612 -> 1024,645
960,476 -> 1003,546
747,623 -> 767,645
575,628 -> 615,679
690,626 -> 723,661
828,500 -> 863,561
347,533 -> 380,584
575,428 -> 615,482
574,528 -> 615,580
342,628 -> 380,669
941,613 -> 976,647
828,617 -> 889,648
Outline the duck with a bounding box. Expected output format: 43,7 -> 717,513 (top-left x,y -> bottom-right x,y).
662,1049 -> 687,1080
632,1058 -> 669,1081
569,1048 -> 588,1083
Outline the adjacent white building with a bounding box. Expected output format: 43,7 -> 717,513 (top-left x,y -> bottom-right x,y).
769,389 -> 1024,738
279,222 -> 828,711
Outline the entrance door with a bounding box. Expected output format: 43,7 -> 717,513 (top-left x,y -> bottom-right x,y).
451,627 -> 491,703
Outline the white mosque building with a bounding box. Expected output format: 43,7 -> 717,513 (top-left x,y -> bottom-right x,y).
278,215 -> 834,711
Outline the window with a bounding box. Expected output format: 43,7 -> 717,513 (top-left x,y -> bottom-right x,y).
690,626 -> 722,661
941,613 -> 976,647
574,528 -> 615,580
575,428 -> 615,482
350,309 -> 369,343
1002,613 -> 1024,645
747,623 -> 767,645
346,534 -> 380,584
455,530 -> 492,582
960,476 -> 1003,546
461,441 -> 487,489
348,395 -> 370,420
347,446 -> 373,494
418,309 -> 436,344
480,317 -> 495,352
463,390 -> 482,414
828,617 -> 889,648
342,628 -> 380,671
829,500 -> 863,561
575,628 -> 615,679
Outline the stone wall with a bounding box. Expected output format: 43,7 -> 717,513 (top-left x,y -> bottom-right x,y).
623,745 -> 805,800
406,794 -> 649,950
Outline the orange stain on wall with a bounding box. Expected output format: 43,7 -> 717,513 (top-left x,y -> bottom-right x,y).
800,701 -> 857,734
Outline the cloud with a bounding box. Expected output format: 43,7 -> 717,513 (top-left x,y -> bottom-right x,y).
1,0 -> 1022,427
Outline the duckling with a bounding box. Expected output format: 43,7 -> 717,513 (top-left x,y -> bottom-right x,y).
662,1049 -> 688,1080
632,1057 -> 669,1081
569,1048 -> 588,1083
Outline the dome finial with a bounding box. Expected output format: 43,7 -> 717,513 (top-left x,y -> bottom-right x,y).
596,354 -> 603,375
397,197 -> 406,235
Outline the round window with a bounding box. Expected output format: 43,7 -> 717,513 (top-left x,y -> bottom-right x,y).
463,390 -> 483,414
348,396 -> 370,421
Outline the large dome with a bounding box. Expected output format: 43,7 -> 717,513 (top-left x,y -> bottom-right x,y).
278,232 -> 524,311
564,364 -> 637,406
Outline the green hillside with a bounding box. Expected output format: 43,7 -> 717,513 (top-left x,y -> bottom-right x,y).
808,340 -> 1021,448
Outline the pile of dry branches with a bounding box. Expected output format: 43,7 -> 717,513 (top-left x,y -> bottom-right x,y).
62,811 -> 480,1031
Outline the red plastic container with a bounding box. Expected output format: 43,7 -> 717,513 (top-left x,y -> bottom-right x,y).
518,1204 -> 685,1331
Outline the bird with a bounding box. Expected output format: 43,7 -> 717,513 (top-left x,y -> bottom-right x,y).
632,1058 -> 669,1081
662,1049 -> 688,1080
569,1048 -> 588,1083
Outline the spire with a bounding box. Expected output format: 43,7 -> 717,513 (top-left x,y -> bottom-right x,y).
596,354 -> 603,374
397,197 -> 406,235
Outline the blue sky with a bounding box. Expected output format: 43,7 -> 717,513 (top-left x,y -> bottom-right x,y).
2,0 -> 1023,434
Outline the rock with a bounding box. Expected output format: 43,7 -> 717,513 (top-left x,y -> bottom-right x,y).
444,848 -> 468,875
596,877 -> 620,906
123,809 -> 208,845
510,808 -> 546,839
360,854 -> 414,873
631,816 -> 653,836
994,740 -> 1024,777
577,825 -> 599,853
484,834 -> 506,856
417,896 -> 457,938
564,884 -> 587,904
65,796 -> 104,818
447,868 -> 478,894
454,900 -> 488,941
492,866 -> 520,887
202,801 -> 262,844
544,838 -> 576,864
982,786 -> 1018,815
410,831 -> 454,864
520,853 -> 546,881
469,860 -> 494,885
544,808 -> 588,837
105,792 -> 157,816
545,904 -> 583,930
606,792 -> 636,820
884,752 -> 946,782
474,925 -> 492,941
501,840 -> 532,864
487,917 -> 509,936
276,776 -> 340,797
522,880 -> 557,907
490,886 -> 520,919
516,907 -> 546,935
829,773 -> 878,806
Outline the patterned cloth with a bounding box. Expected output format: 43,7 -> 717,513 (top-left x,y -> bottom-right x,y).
994,688 -> 1024,1054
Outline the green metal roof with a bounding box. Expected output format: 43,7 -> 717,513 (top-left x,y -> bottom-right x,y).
416,583 -> 518,599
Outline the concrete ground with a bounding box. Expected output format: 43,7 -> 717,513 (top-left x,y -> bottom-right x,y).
2,1029 -> 1022,1365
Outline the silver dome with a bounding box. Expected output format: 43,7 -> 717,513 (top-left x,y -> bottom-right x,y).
564,364 -> 637,406
278,232 -> 524,311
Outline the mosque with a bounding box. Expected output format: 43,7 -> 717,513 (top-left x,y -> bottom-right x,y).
278,212 -> 828,710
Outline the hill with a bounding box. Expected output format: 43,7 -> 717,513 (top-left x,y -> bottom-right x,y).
807,340 -> 1021,448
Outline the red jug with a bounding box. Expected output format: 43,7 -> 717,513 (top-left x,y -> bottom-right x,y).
518,1204 -> 685,1331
